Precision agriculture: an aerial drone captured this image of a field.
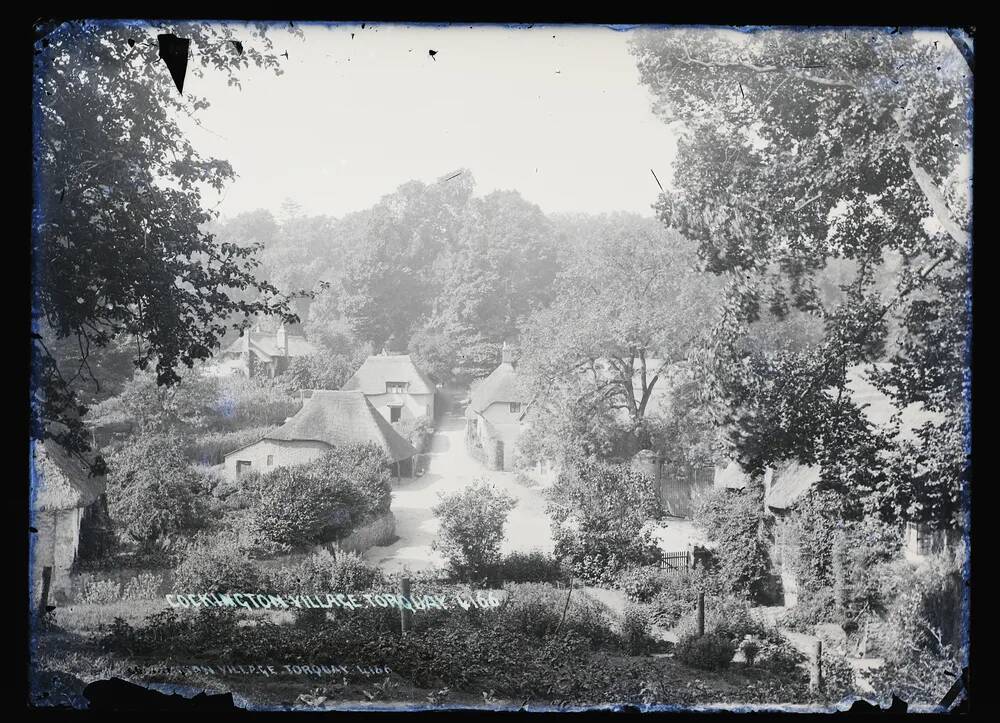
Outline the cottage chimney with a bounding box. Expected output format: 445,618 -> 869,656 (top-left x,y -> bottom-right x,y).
501,341 -> 514,365
276,323 -> 288,357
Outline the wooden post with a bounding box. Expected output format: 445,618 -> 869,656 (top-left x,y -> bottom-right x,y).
400,577 -> 413,635
38,566 -> 53,619
810,639 -> 823,692
832,531 -> 848,620
696,592 -> 705,637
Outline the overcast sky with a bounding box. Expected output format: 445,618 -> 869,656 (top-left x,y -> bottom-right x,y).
176,24 -> 679,221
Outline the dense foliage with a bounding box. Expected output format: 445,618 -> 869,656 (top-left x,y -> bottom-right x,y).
32,21 -> 301,468
630,28 -> 971,531
693,488 -> 774,602
104,432 -> 208,552
547,460 -> 664,586
246,444 -> 393,552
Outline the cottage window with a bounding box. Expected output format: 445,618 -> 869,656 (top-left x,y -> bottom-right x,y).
386,382 -> 407,394
390,405 -> 402,423
266,455 -> 274,466
236,460 -> 251,478
509,402 -> 522,414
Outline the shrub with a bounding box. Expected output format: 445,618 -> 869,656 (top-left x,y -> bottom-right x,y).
674,595 -> 771,643
246,464 -> 356,550
620,603 -> 654,655
308,444 -> 393,518
496,583 -> 618,648
79,578 -> 122,605
122,572 -> 164,601
327,549 -> 386,591
493,551 -> 566,584
620,566 -> 666,603
105,432 -> 204,552
432,480 -> 517,581
673,632 -> 737,671
647,567 -> 727,628
693,488 -> 773,602
547,460 -> 664,586
749,636 -> 806,676
173,539 -> 263,594
779,586 -> 838,632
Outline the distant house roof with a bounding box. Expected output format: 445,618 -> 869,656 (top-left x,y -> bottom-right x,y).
766,461 -> 822,510
228,390 -> 416,463
712,459 -> 820,511
31,441 -> 106,512
341,354 -> 435,395
222,328 -> 317,360
470,361 -> 523,414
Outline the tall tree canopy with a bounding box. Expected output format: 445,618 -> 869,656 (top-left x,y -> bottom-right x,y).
518,214 -> 722,460
32,21 -> 301,469
630,28 -> 971,528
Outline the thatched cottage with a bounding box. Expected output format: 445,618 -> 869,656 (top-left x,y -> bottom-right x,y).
223,390 -> 418,480
341,352 -> 436,424
30,441 -> 107,612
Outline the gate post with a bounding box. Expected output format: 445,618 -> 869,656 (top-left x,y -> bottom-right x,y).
696,592 -> 705,637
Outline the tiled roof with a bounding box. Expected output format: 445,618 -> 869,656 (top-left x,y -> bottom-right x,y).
341,354 -> 435,395
31,441 -> 106,512
262,390 -> 417,462
470,362 -> 523,413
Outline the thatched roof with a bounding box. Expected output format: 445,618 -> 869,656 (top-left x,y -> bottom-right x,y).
470,361 -> 523,413
31,441 -> 106,512
250,390 -> 417,462
342,354 -> 435,395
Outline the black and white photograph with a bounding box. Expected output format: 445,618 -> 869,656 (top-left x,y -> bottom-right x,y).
29,20 -> 972,712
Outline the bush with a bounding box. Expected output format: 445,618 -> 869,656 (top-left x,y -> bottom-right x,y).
694,488 -> 774,602
674,595 -> 771,643
547,460 -> 664,586
308,444 -> 393,518
105,432 -> 205,552
646,567 -> 726,628
496,583 -> 618,648
620,603 -> 654,655
432,480 -> 517,581
122,572 -> 164,601
673,632 -> 737,671
748,636 -> 806,675
779,586 -> 838,632
620,566 -> 666,603
172,539 -> 263,594
79,578 -> 122,605
492,551 -> 566,584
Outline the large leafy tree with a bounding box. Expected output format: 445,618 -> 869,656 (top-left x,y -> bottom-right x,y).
337,171 -> 475,349
518,213 -> 722,459
32,20 -> 301,471
630,28 -> 971,528
413,190 -> 559,381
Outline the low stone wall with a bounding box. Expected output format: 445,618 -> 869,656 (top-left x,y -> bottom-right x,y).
333,511 -> 396,555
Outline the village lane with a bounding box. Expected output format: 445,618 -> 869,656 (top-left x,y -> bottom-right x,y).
362,405 -> 555,575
